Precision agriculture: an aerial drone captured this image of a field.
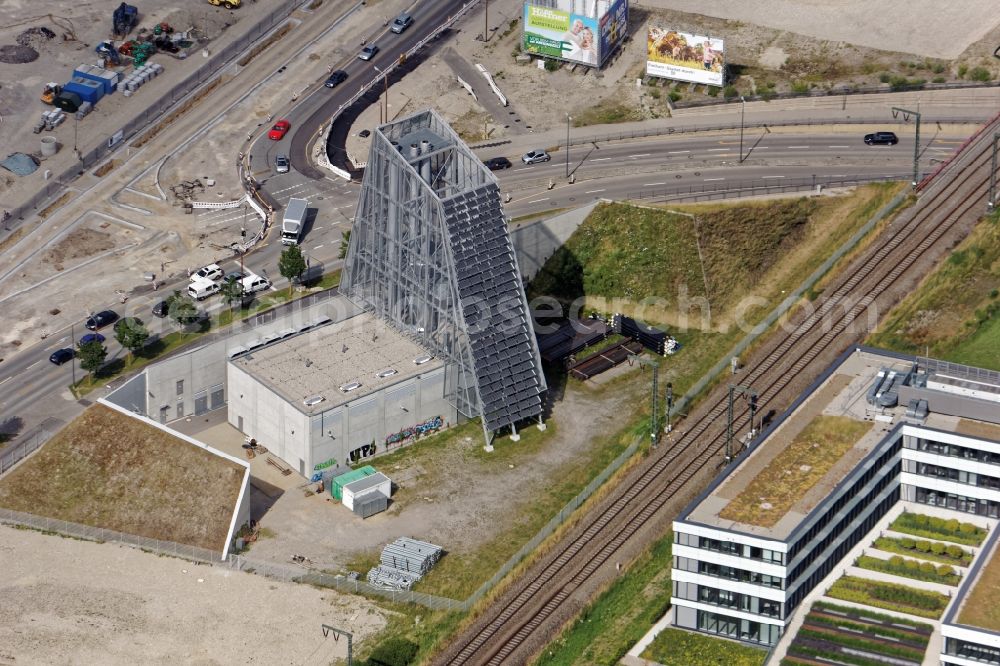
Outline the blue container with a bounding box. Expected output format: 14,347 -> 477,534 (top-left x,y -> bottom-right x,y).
63,78 -> 103,105
74,66 -> 118,95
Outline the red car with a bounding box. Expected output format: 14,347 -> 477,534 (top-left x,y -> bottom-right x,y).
268,119 -> 291,140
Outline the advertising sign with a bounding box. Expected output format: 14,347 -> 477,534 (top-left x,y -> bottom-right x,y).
523,4 -> 600,67
598,0 -> 628,67
646,27 -> 725,86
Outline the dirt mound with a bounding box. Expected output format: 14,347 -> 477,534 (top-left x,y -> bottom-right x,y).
0,44 -> 39,64
16,26 -> 55,48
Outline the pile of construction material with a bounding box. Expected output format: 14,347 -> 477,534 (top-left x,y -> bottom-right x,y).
33,109 -> 66,133
121,61 -> 163,97
367,537 -> 443,591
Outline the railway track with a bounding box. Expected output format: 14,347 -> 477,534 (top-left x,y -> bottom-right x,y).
434,114 -> 1000,666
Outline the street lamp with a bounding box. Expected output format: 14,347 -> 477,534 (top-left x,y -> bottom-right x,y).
664,382 -> 674,434
565,114 -> 571,178
373,65 -> 388,124
738,96 -> 746,164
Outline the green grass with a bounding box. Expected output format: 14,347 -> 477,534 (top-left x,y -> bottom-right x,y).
806,611 -> 930,645
826,576 -> 950,619
958,543 -> 1000,631
867,211 -> 1000,370
340,604 -> 464,666
889,513 -> 986,546
532,536 -> 673,666
854,554 -> 960,586
795,627 -> 924,661
872,536 -> 972,566
571,99 -> 644,126
641,628 -> 767,666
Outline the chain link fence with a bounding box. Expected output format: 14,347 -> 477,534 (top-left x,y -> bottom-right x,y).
0,427 -> 53,475
0,507 -> 225,561
2,3 -> 301,240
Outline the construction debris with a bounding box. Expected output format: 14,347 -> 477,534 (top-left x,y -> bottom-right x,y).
170,179 -> 205,202
367,537 -> 443,591
16,26 -> 56,47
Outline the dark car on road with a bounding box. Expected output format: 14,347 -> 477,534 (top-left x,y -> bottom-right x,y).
484,157 -> 512,171
152,300 -> 169,318
79,333 -> 105,346
49,348 -> 74,365
324,70 -> 348,88
85,310 -> 119,330
864,131 -> 898,145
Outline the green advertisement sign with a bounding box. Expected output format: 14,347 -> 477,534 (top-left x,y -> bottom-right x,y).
522,4 -> 600,66
526,5 -> 569,32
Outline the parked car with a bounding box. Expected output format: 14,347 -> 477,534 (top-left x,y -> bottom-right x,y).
188,278 -> 221,301
114,316 -> 143,334
85,310 -> 119,330
358,44 -> 379,61
152,300 -> 169,318
275,154 -> 290,174
484,156 -> 512,171
864,131 -> 898,146
324,70 -> 348,88
193,263 -> 224,281
241,274 -> 272,294
268,119 -> 291,140
49,348 -> 75,365
521,149 -> 551,165
390,13 -> 413,33
79,333 -> 105,346
224,270 -> 247,284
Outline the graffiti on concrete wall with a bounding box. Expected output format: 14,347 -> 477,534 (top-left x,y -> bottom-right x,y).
385,415 -> 443,447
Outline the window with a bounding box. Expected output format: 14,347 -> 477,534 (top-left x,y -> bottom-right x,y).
696,609 -> 780,645
946,637 -> 1000,664
176,379 -> 184,396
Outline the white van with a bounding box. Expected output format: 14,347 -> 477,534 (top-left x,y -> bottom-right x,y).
241,274 -> 272,294
188,277 -> 220,300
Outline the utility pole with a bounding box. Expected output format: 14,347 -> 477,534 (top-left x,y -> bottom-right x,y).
725,384 -> 757,463
664,382 -> 674,434
738,96 -> 746,163
321,624 -> 353,665
484,0 -> 489,41
989,133 -> 1000,210
629,354 -> 659,447
565,114 -> 572,178
70,322 -> 77,387
891,106 -> 921,187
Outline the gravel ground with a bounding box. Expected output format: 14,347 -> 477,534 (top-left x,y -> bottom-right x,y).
0,524 -> 387,665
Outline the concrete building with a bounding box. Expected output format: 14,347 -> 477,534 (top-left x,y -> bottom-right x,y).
671,348 -> 1000,647
227,310 -> 456,476
944,528 -> 1000,665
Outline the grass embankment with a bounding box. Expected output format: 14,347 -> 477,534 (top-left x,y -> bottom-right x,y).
826,576 -> 950,619
0,404 -> 243,551
642,628 -> 767,666
867,210 -> 1000,369
571,99 -> 644,127
72,271 -> 341,396
533,536 -> 673,666
719,415 -> 873,527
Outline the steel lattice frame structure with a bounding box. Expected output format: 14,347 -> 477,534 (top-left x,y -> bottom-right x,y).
341,109 -> 546,445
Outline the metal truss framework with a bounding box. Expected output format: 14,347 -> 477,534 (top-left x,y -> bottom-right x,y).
341,110 -> 546,444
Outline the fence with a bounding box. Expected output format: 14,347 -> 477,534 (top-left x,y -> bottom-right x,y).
0,507 -> 225,561
1,2 -> 301,242
624,173 -> 911,204
0,426 -> 54,475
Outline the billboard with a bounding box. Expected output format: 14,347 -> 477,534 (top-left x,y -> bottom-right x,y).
646,27 -> 725,86
523,4 -> 600,66
598,0 -> 628,67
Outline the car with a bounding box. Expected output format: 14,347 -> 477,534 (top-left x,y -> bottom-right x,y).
79,333 -> 105,346
224,270 -> 247,284
241,274 -> 272,294
275,154 -> 289,174
114,316 -> 143,334
324,70 -> 348,88
521,149 -> 551,165
193,263 -> 224,281
49,348 -> 74,365
152,300 -> 169,318
358,129 -> 371,138
484,157 -> 512,171
85,310 -> 119,330
268,119 -> 291,141
390,13 -> 413,33
358,44 -> 379,61
864,131 -> 898,146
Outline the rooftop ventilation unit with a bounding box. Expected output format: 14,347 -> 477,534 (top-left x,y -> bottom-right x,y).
340,381 -> 362,393
303,395 -> 326,407
377,368 -> 398,378
413,355 -> 433,365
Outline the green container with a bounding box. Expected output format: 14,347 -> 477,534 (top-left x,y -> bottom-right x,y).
332,465 -> 376,500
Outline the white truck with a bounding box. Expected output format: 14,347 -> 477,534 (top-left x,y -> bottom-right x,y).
281,197 -> 308,245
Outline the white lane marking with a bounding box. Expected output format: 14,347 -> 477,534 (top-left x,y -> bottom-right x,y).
830,174 -> 847,178
630,153 -> 651,158
590,157 -> 611,162
703,177 -> 725,181
585,189 -> 605,194
668,150 -> 690,154
787,145 -> 810,149
643,182 -> 666,186
527,197 -> 550,203
26,361 -> 40,370
828,145 -> 850,148
707,148 -> 729,152
0,376 -> 11,386
762,175 -> 785,179
313,245 -> 325,250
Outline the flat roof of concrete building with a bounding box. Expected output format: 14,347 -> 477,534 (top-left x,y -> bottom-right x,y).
231,312 -> 442,415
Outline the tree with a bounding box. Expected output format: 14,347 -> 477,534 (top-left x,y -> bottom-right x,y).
278,244 -> 307,295
166,290 -> 199,326
114,318 -> 149,362
220,278 -> 246,308
77,340 -> 107,383
339,230 -> 352,259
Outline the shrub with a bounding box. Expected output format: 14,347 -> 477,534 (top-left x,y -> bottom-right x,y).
930,542 -> 945,555
791,80 -> 810,94
929,517 -> 945,530
879,72 -> 892,83
946,545 -> 964,559
889,555 -> 905,567
990,289 -> 999,299
366,638 -> 419,666
933,76 -> 946,83
945,519 -> 960,533
960,522 -> 978,535
933,62 -> 946,74
914,514 -> 930,527
938,564 -> 955,577
543,59 -> 560,72
723,85 -> 739,99
904,559 -> 919,570
915,540 -> 931,553
647,87 -> 661,99
970,67 -> 993,82
900,537 -> 916,550
668,91 -> 682,103
706,86 -> 719,97
958,64 -> 969,78
919,561 -> 936,574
